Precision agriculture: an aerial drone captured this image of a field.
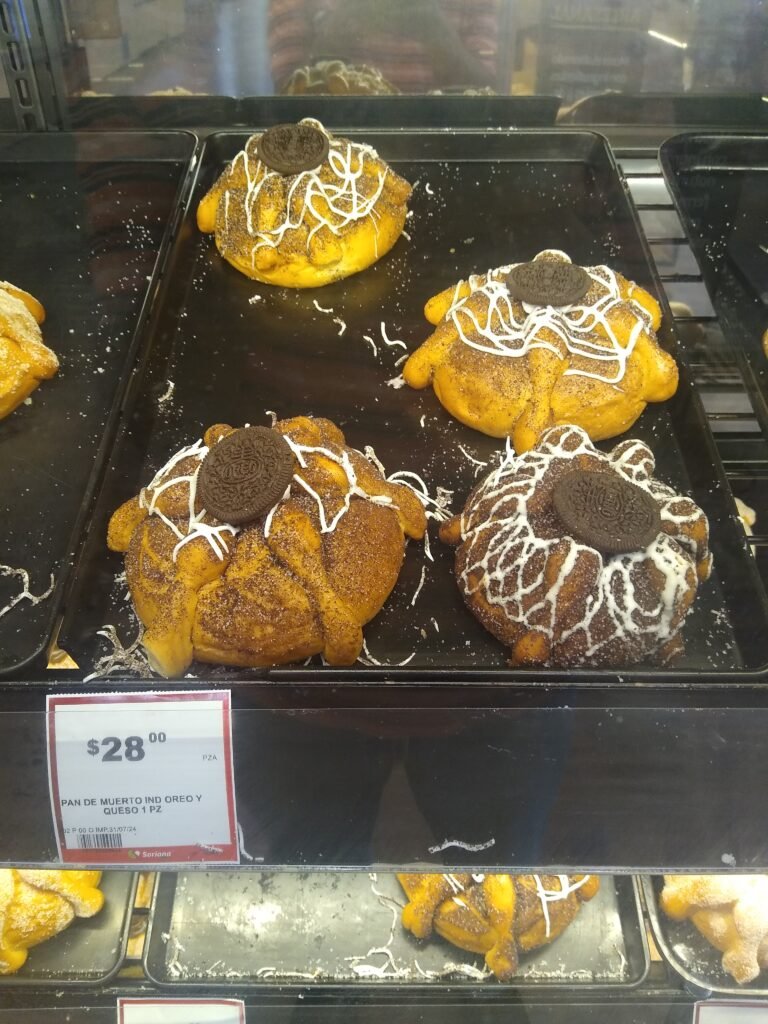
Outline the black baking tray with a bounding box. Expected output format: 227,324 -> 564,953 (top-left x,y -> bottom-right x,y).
559,93 -> 768,128
0,131 -> 196,676
0,871 -> 136,986
144,872 -> 648,990
660,135 -> 768,419
56,128 -> 768,683
642,875 -> 768,998
64,95 -> 561,131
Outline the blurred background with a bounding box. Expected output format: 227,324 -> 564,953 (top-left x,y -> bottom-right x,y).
45,0 -> 768,105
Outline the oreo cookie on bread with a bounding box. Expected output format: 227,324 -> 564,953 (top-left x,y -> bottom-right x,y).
198,426 -> 295,525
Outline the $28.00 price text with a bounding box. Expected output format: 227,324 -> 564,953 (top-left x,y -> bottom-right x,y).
86,733 -> 167,762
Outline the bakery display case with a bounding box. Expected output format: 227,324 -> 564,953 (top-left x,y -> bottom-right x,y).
1,1 -> 768,1021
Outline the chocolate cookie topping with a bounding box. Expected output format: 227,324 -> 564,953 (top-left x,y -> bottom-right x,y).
553,469 -> 661,554
257,123 -> 330,175
505,261 -> 590,307
198,426 -> 295,525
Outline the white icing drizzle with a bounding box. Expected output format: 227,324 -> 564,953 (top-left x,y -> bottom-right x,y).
443,874 -> 465,893
224,118 -> 388,261
362,333 -> 378,357
380,320 -> 408,350
137,425 -> 446,624
428,837 -> 496,854
533,875 -> 592,938
83,622 -> 154,682
362,444 -> 387,477
458,425 -> 710,662
411,565 -> 427,606
157,380 -> 175,405
446,250 -> 653,385
0,565 -> 55,621
139,439 -> 239,562
458,444 -> 488,478
276,435 -> 395,536
359,639 -> 416,667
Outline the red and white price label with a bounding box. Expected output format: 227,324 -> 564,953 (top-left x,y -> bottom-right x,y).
47,691 -> 238,864
118,998 -> 245,1023
695,1002 -> 768,1023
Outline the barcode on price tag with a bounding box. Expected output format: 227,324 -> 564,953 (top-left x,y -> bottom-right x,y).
695,1001 -> 768,1022
47,691 -> 238,864
118,998 -> 245,1023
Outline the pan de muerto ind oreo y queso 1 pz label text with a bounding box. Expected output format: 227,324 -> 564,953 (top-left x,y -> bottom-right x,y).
198,426 -> 296,525
553,469 -> 662,554
46,691 -> 238,865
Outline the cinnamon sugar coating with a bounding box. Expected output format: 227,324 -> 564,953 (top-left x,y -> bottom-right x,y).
108,416 -> 427,677
196,118 -> 411,288
404,250 -> 678,452
440,424 -> 711,668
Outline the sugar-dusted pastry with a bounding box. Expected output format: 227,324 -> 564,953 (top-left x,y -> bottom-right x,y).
0,281 -> 57,419
196,119 -> 411,288
403,249 -> 677,452
399,873 -> 599,980
0,869 -> 104,974
108,416 -> 428,677
440,424 -> 711,667
281,60 -> 399,96
662,875 -> 768,985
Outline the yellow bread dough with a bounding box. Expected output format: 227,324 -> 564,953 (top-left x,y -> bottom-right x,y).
197,119 -> 411,288
662,875 -> 768,985
0,281 -> 58,419
404,250 -> 677,452
0,869 -> 103,974
398,873 -> 599,980
108,416 -> 427,677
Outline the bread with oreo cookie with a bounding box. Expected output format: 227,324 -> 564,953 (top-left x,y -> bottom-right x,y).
403,249 -> 677,452
440,424 -> 711,667
196,119 -> 411,288
107,416 -> 427,677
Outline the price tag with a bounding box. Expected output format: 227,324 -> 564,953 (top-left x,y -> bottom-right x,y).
695,1001 -> 768,1022
118,998 -> 245,1023
47,691 -> 238,864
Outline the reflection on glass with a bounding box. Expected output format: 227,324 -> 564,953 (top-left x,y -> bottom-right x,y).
269,0 -> 502,94
56,0 -> 767,110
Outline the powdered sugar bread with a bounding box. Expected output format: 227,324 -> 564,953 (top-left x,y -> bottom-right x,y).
662,875 -> 768,985
0,870 -> 103,975
0,281 -> 58,419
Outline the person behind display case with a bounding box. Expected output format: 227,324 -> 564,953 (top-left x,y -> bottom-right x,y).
269,0 -> 501,94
